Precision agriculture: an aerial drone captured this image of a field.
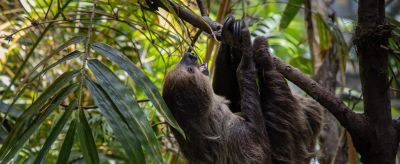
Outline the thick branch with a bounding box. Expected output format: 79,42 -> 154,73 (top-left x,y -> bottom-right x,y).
272,57 -> 360,131
149,0 -> 220,35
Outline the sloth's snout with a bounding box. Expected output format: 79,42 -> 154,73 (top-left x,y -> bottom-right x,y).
181,52 -> 199,66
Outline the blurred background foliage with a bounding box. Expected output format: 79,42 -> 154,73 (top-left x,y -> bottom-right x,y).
0,0 -> 400,163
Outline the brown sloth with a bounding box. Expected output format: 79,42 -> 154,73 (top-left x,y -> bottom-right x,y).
162,16 -> 323,164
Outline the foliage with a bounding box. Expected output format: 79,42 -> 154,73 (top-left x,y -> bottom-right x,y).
0,0 -> 400,163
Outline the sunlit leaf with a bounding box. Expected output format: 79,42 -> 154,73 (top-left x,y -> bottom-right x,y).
0,0 -> 74,102
279,0 -> 304,30
315,14 -> 331,52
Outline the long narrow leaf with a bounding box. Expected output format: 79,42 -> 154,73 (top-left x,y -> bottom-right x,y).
0,83 -> 77,162
0,0 -> 74,102
279,0 -> 304,30
33,100 -> 78,164
88,59 -> 162,162
0,70 -> 79,159
31,50 -> 82,81
91,43 -> 183,135
56,119 -> 77,164
2,51 -> 81,121
86,79 -> 145,163
77,109 -> 99,164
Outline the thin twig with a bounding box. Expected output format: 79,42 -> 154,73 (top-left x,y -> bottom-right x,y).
77,1 -> 97,112
188,30 -> 203,52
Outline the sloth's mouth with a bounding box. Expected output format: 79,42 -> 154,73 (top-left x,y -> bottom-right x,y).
199,63 -> 209,76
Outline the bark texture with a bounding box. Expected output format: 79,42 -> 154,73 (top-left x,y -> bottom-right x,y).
353,0 -> 398,163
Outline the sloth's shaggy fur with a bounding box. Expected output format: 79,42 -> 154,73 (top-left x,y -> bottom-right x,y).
162,20 -> 323,164
163,55 -> 271,163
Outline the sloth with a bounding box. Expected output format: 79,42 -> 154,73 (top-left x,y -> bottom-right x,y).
162,16 -> 323,164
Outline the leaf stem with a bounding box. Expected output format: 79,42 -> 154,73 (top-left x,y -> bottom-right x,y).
77,1 -> 97,113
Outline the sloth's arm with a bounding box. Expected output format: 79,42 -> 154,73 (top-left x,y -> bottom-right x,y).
212,43 -> 242,113
234,22 -> 264,127
253,37 -> 297,112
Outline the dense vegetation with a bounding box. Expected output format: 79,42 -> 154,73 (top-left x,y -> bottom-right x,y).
1,0 -> 400,163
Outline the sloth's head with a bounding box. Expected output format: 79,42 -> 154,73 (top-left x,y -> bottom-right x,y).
162,52 -> 214,117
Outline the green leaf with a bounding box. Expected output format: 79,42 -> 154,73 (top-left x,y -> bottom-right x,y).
0,83 -> 77,162
315,14 -> 331,51
279,0 -> 304,30
56,119 -> 77,164
86,78 -> 145,163
31,50 -> 82,81
91,42 -> 183,135
77,109 -> 99,164
2,52 -> 81,122
33,100 -> 78,164
88,59 -> 163,163
0,0 -> 75,102
0,71 -> 79,160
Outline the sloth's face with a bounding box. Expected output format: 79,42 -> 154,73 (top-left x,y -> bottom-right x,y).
162,52 -> 213,116
179,52 -> 209,76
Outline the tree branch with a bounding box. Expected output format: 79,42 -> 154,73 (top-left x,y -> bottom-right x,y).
196,0 -> 208,16
272,57 -> 361,131
148,0 -> 221,35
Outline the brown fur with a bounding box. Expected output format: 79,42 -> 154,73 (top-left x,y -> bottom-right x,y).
163,54 -> 271,164
162,18 -> 323,164
254,37 -> 323,164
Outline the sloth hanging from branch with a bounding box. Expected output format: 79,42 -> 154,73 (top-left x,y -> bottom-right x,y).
162,16 -> 324,164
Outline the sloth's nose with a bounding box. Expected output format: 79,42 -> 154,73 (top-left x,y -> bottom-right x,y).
181,52 -> 199,66
185,52 -> 198,61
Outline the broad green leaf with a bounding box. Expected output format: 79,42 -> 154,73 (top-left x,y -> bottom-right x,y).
0,71 -> 79,159
33,100 -> 78,164
91,42 -> 183,135
56,119 -> 77,164
88,59 -> 162,163
0,83 -> 77,162
279,0 -> 304,30
77,109 -> 99,164
86,79 -> 145,163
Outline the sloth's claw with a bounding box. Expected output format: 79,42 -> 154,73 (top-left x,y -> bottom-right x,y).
222,16 -> 235,41
233,20 -> 244,46
223,16 -> 234,29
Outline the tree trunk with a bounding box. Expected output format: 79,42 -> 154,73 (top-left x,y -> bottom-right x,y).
354,0 -> 398,163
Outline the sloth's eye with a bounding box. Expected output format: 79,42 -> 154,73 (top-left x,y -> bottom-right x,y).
187,67 -> 194,73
